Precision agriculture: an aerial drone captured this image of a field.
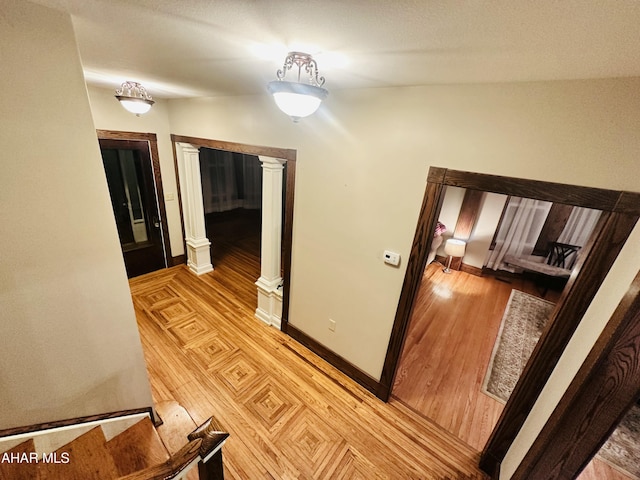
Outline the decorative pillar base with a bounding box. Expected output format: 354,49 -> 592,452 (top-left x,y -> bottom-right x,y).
186,238 -> 214,275
255,276 -> 283,328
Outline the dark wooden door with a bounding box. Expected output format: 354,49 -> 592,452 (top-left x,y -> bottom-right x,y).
99,139 -> 166,278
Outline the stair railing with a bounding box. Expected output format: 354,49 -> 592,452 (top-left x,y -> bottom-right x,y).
118,416 -> 229,480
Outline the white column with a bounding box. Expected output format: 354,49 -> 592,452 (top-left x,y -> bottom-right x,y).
255,156 -> 286,328
176,143 -> 213,275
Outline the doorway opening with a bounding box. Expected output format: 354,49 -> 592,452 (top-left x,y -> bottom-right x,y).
389,183 -> 630,477
200,147 -> 263,274
171,134 -> 296,331
97,131 -> 171,278
379,167 -> 638,476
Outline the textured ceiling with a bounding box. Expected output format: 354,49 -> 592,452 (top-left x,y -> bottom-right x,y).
34,0 -> 640,98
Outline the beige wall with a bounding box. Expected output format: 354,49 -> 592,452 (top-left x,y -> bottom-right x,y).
87,87 -> 184,258
165,78 -> 640,477
0,1 -> 153,429
167,78 -> 640,377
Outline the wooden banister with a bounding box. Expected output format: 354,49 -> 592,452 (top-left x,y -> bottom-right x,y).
118,417 -> 229,480
187,417 -> 229,458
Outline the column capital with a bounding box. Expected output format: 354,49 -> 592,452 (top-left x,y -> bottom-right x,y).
258,156 -> 286,168
177,142 -> 200,155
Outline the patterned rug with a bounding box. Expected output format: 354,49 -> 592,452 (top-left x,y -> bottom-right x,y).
483,289 -> 640,479
482,289 -> 554,403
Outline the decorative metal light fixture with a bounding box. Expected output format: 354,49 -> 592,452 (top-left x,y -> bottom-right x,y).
267,52 -> 328,122
115,81 -> 155,115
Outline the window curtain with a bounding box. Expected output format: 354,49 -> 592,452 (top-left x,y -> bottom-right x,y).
557,207 -> 601,246
485,197 -> 552,271
241,156 -> 262,210
200,149 -> 262,213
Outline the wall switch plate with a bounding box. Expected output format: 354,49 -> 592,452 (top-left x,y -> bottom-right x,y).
328,319 -> 336,332
383,250 -> 401,267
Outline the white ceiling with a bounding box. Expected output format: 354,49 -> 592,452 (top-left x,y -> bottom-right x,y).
34,0 -> 640,98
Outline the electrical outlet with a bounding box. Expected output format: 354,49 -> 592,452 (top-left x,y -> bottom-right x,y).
328,319 -> 336,332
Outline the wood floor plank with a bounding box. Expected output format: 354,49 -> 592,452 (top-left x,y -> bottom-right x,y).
130,218 -> 488,479
153,401 -> 197,456
392,261 -> 631,479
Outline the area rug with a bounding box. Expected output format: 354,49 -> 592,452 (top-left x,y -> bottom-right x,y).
598,406 -> 640,479
483,289 -> 640,479
482,289 -> 554,403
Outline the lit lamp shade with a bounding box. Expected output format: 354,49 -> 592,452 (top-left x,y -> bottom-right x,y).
444,239 -> 466,258
115,81 -> 154,116
116,98 -> 154,115
267,81 -> 328,122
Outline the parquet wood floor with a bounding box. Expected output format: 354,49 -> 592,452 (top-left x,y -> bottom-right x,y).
131,260 -> 488,478
392,262 -> 629,480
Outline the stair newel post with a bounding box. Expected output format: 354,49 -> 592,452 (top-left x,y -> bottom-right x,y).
187,417 -> 229,480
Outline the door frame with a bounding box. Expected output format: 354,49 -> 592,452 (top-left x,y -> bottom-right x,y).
377,167 -> 639,475
512,269 -> 640,478
170,134 -> 296,331
97,130 -> 172,270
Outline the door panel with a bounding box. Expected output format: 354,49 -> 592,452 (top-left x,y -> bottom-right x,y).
100,139 -> 166,278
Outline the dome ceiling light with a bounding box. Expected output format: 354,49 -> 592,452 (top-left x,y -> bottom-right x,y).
267,52 -> 328,122
115,81 -> 155,115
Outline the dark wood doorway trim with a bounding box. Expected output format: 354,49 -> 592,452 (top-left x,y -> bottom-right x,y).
512,270 -> 640,479
96,130 -> 172,269
377,167 -> 639,476
170,134 -> 296,331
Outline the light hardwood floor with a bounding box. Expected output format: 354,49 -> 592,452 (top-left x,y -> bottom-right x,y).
392,262 -> 629,480
130,245 -> 489,477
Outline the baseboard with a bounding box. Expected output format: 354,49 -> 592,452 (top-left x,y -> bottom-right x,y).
479,452 -> 502,480
434,256 -> 484,277
0,407 -> 155,438
170,254 -> 187,267
460,262 -> 483,276
286,325 -> 383,399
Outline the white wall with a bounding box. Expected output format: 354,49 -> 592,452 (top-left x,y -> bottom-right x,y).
0,1 -> 153,429
433,188 -> 507,268
87,86 -> 184,258
466,192 -> 508,268
435,186 -> 465,256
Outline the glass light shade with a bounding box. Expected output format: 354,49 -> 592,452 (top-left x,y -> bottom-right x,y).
444,239 -> 466,258
116,97 -> 154,115
268,81 -> 328,121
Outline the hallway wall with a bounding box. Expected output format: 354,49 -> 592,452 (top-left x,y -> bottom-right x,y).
0,1 -> 153,430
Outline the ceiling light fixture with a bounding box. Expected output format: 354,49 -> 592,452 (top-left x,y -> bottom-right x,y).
115,81 -> 155,115
267,52 -> 328,122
